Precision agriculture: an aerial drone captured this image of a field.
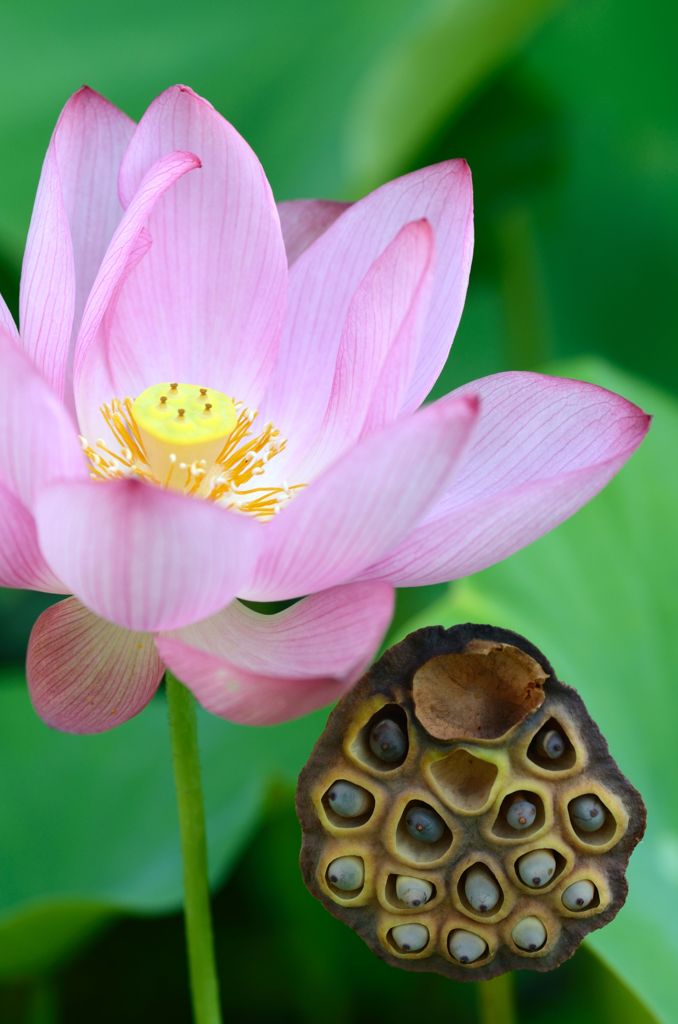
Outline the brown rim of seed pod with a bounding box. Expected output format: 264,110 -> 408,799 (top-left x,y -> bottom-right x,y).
296,623 -> 646,982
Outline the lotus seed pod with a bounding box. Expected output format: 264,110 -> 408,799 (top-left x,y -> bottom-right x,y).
562,880 -> 596,911
464,866 -> 501,912
512,916 -> 547,952
517,850 -> 557,888
540,728 -> 566,759
449,929 -> 488,964
571,795 -> 606,832
369,718 -> 407,764
327,781 -> 371,818
297,623 -> 646,982
391,923 -> 429,952
506,797 -> 537,831
405,805 -> 445,844
327,856 -> 363,892
395,876 -> 433,908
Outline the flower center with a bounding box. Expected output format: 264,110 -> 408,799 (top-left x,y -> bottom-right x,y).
81,381 -> 302,520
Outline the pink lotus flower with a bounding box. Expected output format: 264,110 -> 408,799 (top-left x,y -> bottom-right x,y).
0,85 -> 648,733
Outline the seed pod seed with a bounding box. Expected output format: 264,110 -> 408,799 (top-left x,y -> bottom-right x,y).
540,728 -> 566,759
506,796 -> 537,831
369,718 -> 407,764
448,929 -> 488,964
391,923 -> 429,952
512,916 -> 547,952
571,795 -> 606,832
464,866 -> 501,913
327,781 -> 371,818
405,805 -> 445,844
562,879 -> 596,911
327,856 -> 364,892
517,849 -> 557,888
395,876 -> 433,908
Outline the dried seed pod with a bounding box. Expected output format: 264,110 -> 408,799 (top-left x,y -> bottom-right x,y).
297,623 -> 646,982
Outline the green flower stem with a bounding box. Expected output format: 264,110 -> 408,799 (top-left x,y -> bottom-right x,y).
166,673 -> 222,1024
477,974 -> 517,1024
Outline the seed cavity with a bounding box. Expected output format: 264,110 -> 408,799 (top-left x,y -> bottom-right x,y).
506,796 -> 538,831
512,916 -> 547,952
448,929 -> 487,964
326,781 -> 372,820
463,865 -> 501,913
326,856 -> 364,893
540,728 -> 566,759
369,718 -> 407,764
390,923 -> 429,953
562,879 -> 597,911
395,876 -> 433,908
517,849 -> 557,889
405,805 -> 445,844
527,718 -> 576,770
570,795 -> 606,833
356,704 -> 410,771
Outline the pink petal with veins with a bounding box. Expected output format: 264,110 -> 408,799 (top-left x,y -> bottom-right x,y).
157,582 -> 394,724
19,87 -> 133,402
245,393 -> 478,600
28,597 -> 164,732
103,85 -> 287,407
278,199 -> 350,265
360,372 -> 651,585
35,478 -> 264,632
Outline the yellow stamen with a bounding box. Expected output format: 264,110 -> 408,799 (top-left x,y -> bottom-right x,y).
83,381 -> 302,520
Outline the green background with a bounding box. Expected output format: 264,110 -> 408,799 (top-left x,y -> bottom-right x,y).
0,1 -> 675,1021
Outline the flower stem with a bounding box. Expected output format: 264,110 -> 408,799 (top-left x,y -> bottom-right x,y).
166,673 -> 222,1024
477,974 -> 517,1024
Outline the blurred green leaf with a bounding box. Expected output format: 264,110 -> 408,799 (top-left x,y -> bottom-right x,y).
521,1 -> 678,390
0,677 -> 324,979
425,0 -> 678,393
0,0 -> 560,273
399,360 -> 676,1023
346,0 -> 561,191
0,903 -> 108,980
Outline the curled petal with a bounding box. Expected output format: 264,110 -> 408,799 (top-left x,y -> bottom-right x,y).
278,199 -> 350,265
157,581 -> 395,724
360,372 -> 651,585
19,87 -> 134,400
27,597 -> 164,733
106,84 -> 287,405
34,479 -> 262,633
245,393 -> 479,601
73,149 -> 202,437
